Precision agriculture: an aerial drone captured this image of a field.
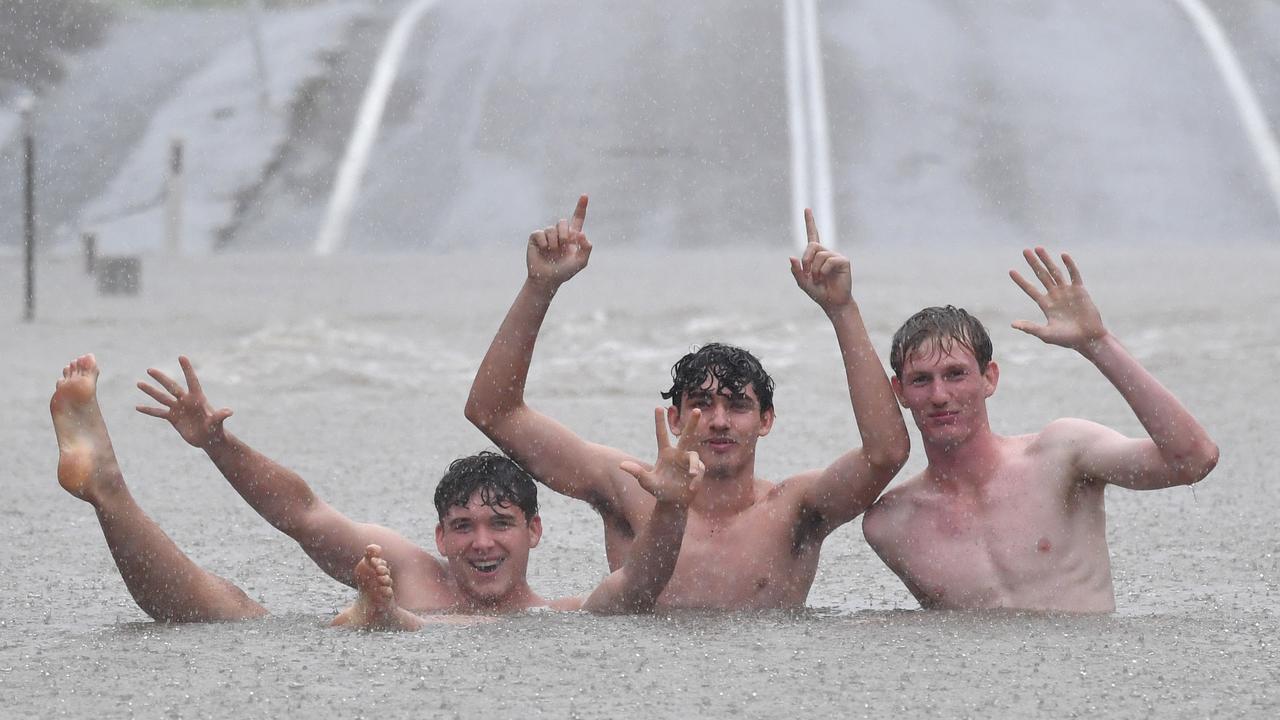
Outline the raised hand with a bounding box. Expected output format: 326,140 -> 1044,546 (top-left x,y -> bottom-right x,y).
1009,247 -> 1107,351
789,208 -> 853,313
619,408 -> 705,507
527,194 -> 593,288
135,356 -> 233,449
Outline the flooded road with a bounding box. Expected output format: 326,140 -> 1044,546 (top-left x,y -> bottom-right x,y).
3,244 -> 1277,716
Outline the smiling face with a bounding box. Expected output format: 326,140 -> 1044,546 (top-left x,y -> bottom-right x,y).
892,342 -> 998,449
668,376 -> 774,479
435,492 -> 541,610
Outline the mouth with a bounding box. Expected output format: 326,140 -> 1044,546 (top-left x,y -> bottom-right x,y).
468,558 -> 505,575
927,411 -> 960,423
704,438 -> 737,451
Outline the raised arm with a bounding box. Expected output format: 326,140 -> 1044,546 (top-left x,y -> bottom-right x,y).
786,210 -> 910,535
1010,248 -> 1219,489
136,357 -> 438,588
579,409 -> 703,615
465,196 -> 635,510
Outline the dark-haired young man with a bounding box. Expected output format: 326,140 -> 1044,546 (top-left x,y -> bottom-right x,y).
53,353 -> 704,623
466,197 -> 910,609
862,249 -> 1219,613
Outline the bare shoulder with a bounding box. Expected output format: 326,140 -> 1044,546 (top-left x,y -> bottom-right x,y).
1037,417 -> 1112,441
862,477 -> 927,544
767,470 -> 818,502
1026,417 -> 1116,458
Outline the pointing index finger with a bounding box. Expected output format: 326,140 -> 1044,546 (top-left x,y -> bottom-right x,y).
804,208 -> 820,245
570,195 -> 588,233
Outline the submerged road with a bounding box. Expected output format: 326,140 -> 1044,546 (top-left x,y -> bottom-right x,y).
5,1 -> 1279,251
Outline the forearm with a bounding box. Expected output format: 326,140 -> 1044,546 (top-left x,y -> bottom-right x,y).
201,431 -> 320,534
623,500 -> 688,599
1081,333 -> 1218,470
828,302 -> 910,470
465,279 -> 559,424
588,500 -> 688,614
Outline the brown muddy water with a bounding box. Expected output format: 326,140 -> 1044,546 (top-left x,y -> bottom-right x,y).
2,246 -> 1277,717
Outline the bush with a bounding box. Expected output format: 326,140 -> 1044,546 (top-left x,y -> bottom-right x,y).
0,0 -> 114,91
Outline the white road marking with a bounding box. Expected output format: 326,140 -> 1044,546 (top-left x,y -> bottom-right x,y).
784,0 -> 811,250
784,0 -> 838,249
315,0 -> 440,256
1174,0 -> 1280,227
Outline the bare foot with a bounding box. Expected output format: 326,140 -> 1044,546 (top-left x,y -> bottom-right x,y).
333,545 -> 424,631
51,354 -> 123,504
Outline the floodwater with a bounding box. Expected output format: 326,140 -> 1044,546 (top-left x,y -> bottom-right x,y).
2,244 -> 1276,717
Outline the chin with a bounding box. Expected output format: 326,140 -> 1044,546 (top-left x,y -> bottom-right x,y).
926,429 -> 971,448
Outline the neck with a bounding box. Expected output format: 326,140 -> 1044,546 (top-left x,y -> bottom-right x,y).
457,583 -> 544,615
920,425 -> 1004,490
690,468 -> 759,517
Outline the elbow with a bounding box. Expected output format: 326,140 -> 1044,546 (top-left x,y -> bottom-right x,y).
463,391 -> 502,429
867,438 -> 911,476
463,393 -> 487,427
1181,441 -> 1220,485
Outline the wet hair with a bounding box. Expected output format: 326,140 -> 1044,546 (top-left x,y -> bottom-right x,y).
661,342 -> 775,413
432,451 -> 538,522
890,306 -> 993,377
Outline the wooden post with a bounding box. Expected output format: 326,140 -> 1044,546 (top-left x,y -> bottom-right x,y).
21,98 -> 35,323
246,0 -> 272,109
165,138 -> 184,254
82,232 -> 97,275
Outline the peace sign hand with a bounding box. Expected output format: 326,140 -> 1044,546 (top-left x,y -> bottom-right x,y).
527,194 -> 593,288
789,209 -> 853,313
619,408 -> 705,508
1009,247 -> 1108,351
135,356 -> 233,449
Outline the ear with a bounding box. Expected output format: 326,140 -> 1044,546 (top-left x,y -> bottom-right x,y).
666,405 -> 682,436
527,515 -> 543,549
758,407 -> 776,437
434,523 -> 445,556
890,375 -> 908,407
982,361 -> 1000,398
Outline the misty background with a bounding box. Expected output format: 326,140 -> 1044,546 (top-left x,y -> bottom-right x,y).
2,0 -> 1278,256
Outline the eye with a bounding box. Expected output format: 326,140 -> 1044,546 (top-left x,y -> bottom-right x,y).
945,369 -> 967,380
492,518 -> 515,529
910,376 -> 929,386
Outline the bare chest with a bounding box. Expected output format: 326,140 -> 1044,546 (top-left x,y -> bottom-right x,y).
875,471 -> 1110,610
655,506 -> 820,610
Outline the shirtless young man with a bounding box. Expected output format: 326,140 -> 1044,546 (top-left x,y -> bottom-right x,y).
465,197 -> 910,609
861,249 -> 1220,613
52,354 -> 702,623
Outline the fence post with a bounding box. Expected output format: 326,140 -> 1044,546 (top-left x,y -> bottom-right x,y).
165,137 -> 184,254
21,96 -> 35,323
82,232 -> 97,274
246,0 -> 272,109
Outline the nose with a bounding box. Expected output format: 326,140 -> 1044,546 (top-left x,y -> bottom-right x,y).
927,380 -> 950,406
471,525 -> 496,550
707,404 -> 730,430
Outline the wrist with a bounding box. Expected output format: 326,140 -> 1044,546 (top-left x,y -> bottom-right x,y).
654,495 -> 693,512
1077,331 -> 1117,361
823,298 -> 860,320
524,275 -> 562,296
200,428 -> 230,453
